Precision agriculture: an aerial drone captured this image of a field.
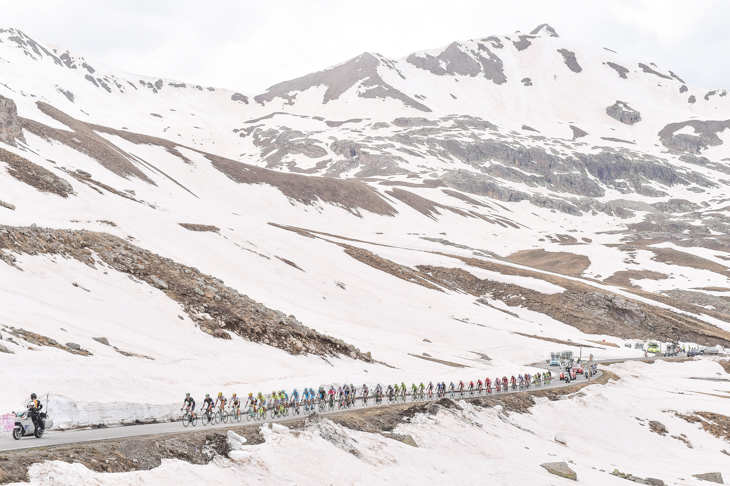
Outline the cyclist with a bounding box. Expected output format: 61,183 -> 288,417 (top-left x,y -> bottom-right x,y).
292,389 -> 300,411
411,383 -> 418,398
502,376 -> 508,391
215,392 -> 227,411
485,377 -> 492,394
350,384 -> 357,404
328,386 -> 336,407
386,384 -> 394,401
230,393 -> 240,414
518,374 -> 524,390
362,384 -> 369,404
418,382 -> 425,399
510,376 -> 516,390
477,379 -> 483,394
375,383 -> 383,403
202,394 -> 214,416
181,393 -> 196,418
468,380 -> 474,395
449,382 -> 456,397
458,380 -> 464,396
525,373 -> 531,389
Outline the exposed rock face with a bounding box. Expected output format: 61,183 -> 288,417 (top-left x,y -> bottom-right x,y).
407,42 -> 507,85
558,49 -> 582,73
607,62 -> 629,79
693,472 -> 724,484
541,462 -> 577,480
0,147 -> 74,197
255,52 -> 431,112
639,63 -> 672,80
530,24 -> 560,37
0,95 -> 26,145
607,101 -> 641,125
659,119 -> 730,153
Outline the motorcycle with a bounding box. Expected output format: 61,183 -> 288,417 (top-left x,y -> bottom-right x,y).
13,407 -> 53,440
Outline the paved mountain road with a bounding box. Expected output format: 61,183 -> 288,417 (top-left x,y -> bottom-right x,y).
2,354 -> 696,452
1,370 -> 599,452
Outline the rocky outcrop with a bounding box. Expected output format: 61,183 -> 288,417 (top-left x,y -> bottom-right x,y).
530,24 -> 560,37
255,52 -> 431,112
558,49 -> 582,73
0,95 -> 26,145
693,472 -> 723,484
607,62 -> 629,79
607,101 -> 641,125
541,462 -> 577,480
0,148 -> 74,197
0,225 -> 371,360
659,119 -> 730,153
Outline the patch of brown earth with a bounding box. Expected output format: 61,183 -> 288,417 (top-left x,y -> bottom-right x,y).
209,154 -> 397,217
21,103 -> 154,184
507,249 -> 591,276
695,287 -> 730,292
276,256 -> 304,271
603,270 -> 669,288
675,411 -> 730,442
385,187 -> 471,219
0,147 -> 74,197
418,263 -> 730,347
179,223 -> 220,233
648,247 -> 730,277
340,244 -> 442,291
441,189 -> 493,208
624,288 -> 730,327
0,225 -> 369,360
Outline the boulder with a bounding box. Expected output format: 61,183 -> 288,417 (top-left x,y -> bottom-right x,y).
693,472 -> 724,484
646,479 -> 666,486
0,95 -> 26,145
149,275 -> 169,290
66,342 -> 81,350
92,337 -> 110,346
0,200 -> 15,211
401,435 -> 418,447
541,462 -> 577,481
606,101 -> 641,125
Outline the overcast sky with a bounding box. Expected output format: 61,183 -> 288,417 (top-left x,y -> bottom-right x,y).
3,0 -> 729,93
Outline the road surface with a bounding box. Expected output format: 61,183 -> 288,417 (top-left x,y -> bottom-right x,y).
1,369 -> 600,452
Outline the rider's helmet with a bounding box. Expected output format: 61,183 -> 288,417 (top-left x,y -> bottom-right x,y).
206,394 -> 210,397
232,393 -> 237,397
293,389 -> 298,394
218,392 -> 223,397
31,393 -> 37,399
186,393 -> 190,397
249,392 -> 253,397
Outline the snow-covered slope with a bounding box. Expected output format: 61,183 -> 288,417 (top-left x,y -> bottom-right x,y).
0,23 -> 729,444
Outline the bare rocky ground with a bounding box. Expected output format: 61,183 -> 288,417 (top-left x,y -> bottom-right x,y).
0,371 -> 618,483
0,225 -> 370,360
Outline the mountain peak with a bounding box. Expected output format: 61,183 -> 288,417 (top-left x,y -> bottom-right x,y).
530,23 -> 559,38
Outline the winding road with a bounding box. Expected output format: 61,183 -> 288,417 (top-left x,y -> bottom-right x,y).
1,353 -> 690,452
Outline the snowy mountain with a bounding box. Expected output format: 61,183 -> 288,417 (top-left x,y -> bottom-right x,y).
1,23 -> 729,436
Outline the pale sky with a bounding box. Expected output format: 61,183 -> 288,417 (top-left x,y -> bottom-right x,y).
3,0 -> 729,93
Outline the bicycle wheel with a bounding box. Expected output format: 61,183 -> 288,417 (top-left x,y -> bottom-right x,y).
182,413 -> 190,427
214,412 -> 221,424
202,413 -> 210,426
223,411 -> 229,423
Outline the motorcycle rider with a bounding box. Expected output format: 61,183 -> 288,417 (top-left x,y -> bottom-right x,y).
27,393 -> 44,433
